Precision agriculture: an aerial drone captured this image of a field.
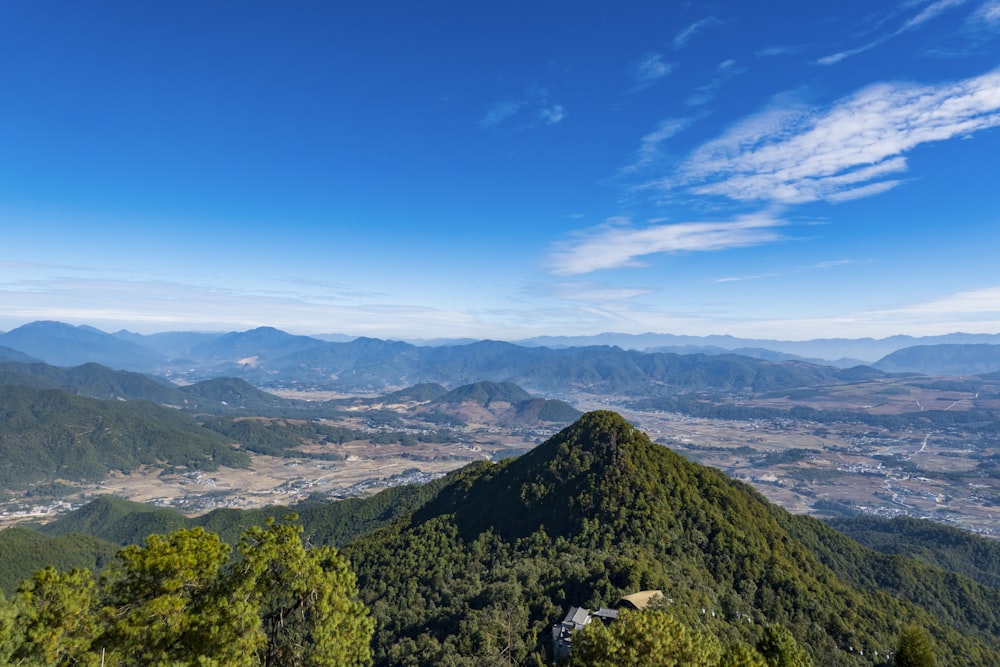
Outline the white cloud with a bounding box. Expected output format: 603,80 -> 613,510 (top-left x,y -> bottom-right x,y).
875,285 -> 1000,318
971,0 -> 1000,24
673,17 -> 722,49
630,53 -> 674,92
675,67 -> 1000,203
479,90 -> 565,129
902,0 -> 969,30
713,259 -> 855,283
756,45 -> 798,58
817,0 -> 970,65
539,104 -> 566,125
685,59 -> 745,107
479,101 -> 522,129
553,281 -> 652,302
549,213 -> 786,275
624,116 -> 697,172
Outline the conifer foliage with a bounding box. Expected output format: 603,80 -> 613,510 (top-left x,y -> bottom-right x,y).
0,517 -> 373,666
894,624 -> 935,667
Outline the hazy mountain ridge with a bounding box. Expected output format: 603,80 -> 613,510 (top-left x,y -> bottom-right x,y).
874,343 -> 1000,376
0,321 -> 164,370
6,321 -> 1000,387
518,331 -> 1000,362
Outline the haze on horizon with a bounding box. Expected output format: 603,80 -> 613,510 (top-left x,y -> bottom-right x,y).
2,1 -> 999,342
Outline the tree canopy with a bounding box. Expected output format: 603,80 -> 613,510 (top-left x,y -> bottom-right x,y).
0,517 -> 373,666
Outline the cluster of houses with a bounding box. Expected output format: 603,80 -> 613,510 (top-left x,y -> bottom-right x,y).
551,590 -> 663,663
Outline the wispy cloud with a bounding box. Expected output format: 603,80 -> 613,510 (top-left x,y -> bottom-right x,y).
630,52 -> 674,92
756,45 -> 799,58
479,101 -> 522,129
549,213 -> 787,275
673,17 -> 723,49
974,0 -> 1000,23
623,116 -> 698,172
817,0 -> 970,64
479,88 -> 566,130
672,67 -> 1000,204
714,259 -> 855,283
902,0 -> 969,30
553,281 -> 652,302
873,285 -> 1000,319
0,274 -> 504,339
686,59 -> 745,107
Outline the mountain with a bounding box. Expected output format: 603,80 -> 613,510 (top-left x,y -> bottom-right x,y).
0,360 -> 315,417
342,411 -> 1000,665
0,360 -> 179,402
420,381 -> 582,428
875,343 -> 1000,376
0,321 -> 164,370
19,319 -> 1000,395
187,326 -> 328,365
176,376 -> 303,413
518,331 -> 1000,363
112,329 -> 225,360
241,338 -> 863,396
0,384 -> 249,488
0,345 -> 38,363
432,380 -> 534,405
379,383 -> 449,403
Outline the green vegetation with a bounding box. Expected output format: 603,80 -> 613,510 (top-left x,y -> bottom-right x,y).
894,623 -> 935,667
827,515 -> 1000,589
340,412 -> 1000,665
0,518 -> 373,666
0,527 -> 118,597
434,381 -> 534,405
3,411 -> 1000,665
0,385 -> 248,488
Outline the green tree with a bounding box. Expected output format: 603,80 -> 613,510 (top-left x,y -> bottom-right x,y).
0,591 -> 25,664
721,643 -> 769,667
756,625 -> 813,667
3,519 -> 373,666
100,526 -> 260,666
570,609 -> 723,667
895,624 -> 935,667
234,515 -> 374,667
12,567 -> 99,665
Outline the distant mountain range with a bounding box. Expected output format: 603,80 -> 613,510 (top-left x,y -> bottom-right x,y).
515,331 -> 1000,362
2,321 -> 1000,387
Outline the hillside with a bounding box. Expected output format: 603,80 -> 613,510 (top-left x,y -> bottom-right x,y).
826,515 -> 1000,590
0,360 -> 312,417
343,411 -> 1000,665
0,385 -> 249,488
420,381 -> 583,427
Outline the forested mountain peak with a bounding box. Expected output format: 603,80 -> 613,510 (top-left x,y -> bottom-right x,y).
354,411 -> 1000,664
412,410 -> 750,544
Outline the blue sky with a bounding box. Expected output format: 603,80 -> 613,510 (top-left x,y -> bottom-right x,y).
1,1 -> 999,340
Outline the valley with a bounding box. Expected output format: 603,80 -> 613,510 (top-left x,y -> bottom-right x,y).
5,372 -> 1000,538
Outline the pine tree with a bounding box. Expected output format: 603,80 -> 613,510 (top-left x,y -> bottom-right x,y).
895,624 -> 935,667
